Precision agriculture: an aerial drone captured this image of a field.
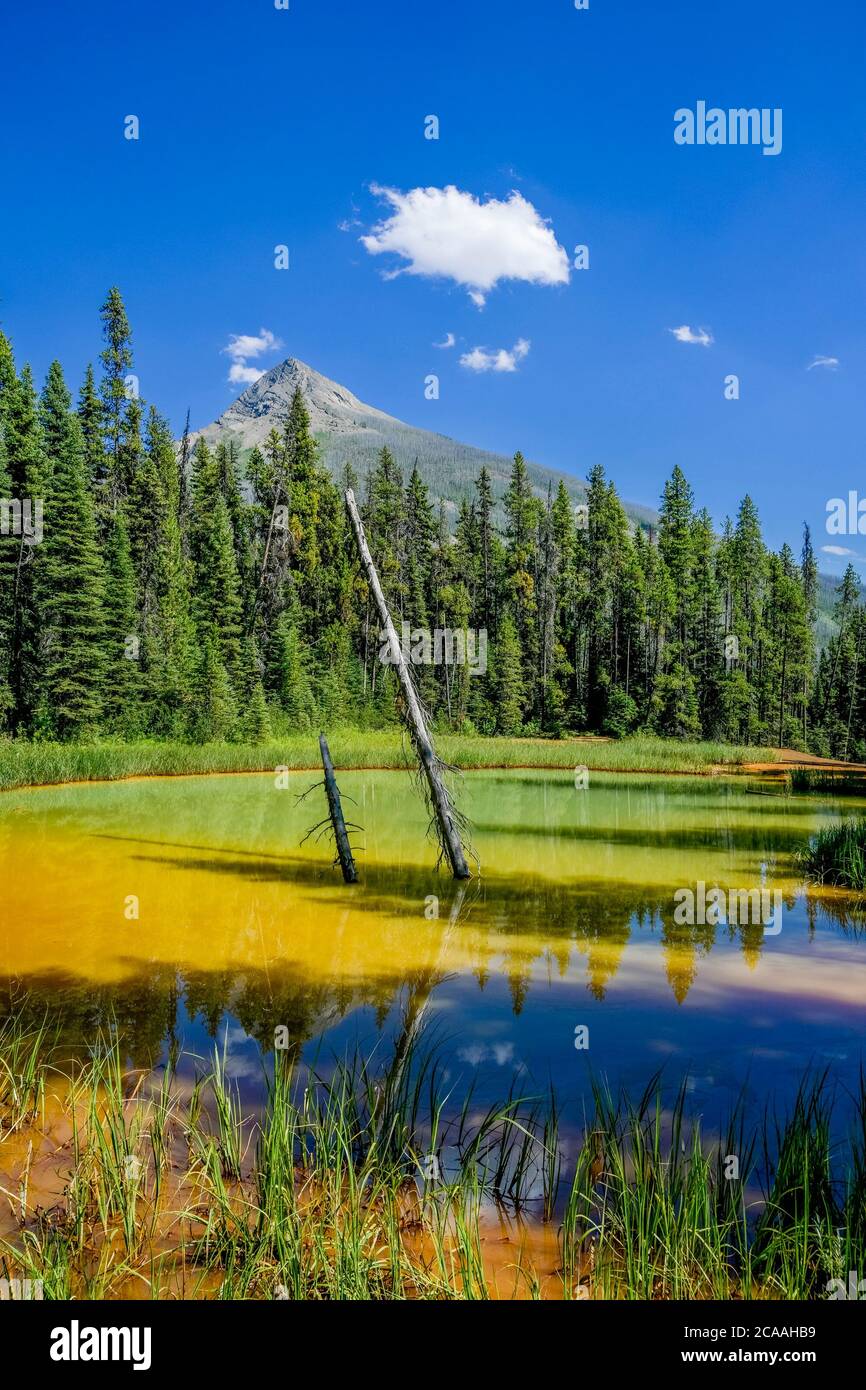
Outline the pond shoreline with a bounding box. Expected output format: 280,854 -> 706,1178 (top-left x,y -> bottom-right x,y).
0,733 -> 792,792
6,756 -> 864,795
4,762 -> 763,793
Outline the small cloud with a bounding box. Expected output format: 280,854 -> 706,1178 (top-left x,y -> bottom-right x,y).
434,332 -> 456,349
339,200 -> 362,232
222,328 -> 283,387
807,355 -> 839,371
460,338 -> 531,373
822,545 -> 861,557
223,329 -> 282,362
669,324 -> 714,347
361,184 -> 570,306
228,363 -> 266,385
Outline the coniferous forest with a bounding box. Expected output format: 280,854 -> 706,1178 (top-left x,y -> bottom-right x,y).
0,289 -> 862,756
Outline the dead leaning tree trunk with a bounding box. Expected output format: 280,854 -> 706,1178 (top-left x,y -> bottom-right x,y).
345,488 -> 471,880
319,733 -> 358,884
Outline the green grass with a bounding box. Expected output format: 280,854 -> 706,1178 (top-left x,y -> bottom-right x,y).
790,767 -> 866,796
798,817 -> 866,890
564,1070 -> 864,1300
0,1016 -> 50,1134
0,1020 -> 862,1300
0,732 -> 778,792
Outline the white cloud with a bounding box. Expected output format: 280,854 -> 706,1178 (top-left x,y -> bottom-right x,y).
669,324 -> 714,347
223,329 -> 282,362
361,185 -> 570,306
228,362 -> 267,385
222,328 -> 283,386
807,355 -> 839,371
822,545 -> 860,557
434,332 -> 456,349
460,338 -> 531,373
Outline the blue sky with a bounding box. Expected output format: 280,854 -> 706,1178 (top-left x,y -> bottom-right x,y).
1,0 -> 864,569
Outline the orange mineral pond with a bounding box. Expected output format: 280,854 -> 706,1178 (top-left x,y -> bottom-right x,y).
0,767 -> 864,1124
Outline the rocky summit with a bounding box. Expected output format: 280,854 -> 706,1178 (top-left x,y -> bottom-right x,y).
189,356 -> 657,527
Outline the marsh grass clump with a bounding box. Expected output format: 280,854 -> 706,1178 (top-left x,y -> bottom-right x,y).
752,1075 -> 840,1297
798,817 -> 866,890
0,1016 -> 51,1134
561,1075 -> 756,1300
0,1022 -> 558,1301
562,1072 -> 866,1301
789,768 -> 866,796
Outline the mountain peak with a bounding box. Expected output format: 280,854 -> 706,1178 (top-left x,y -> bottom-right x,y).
208,356 -> 399,440
189,356 -> 658,529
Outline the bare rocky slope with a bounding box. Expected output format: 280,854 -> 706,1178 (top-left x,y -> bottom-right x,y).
189,356 -> 658,528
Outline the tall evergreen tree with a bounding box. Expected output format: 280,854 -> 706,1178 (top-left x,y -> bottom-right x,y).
99,286 -> 134,513
503,451 -> 539,720
101,510 -> 141,733
36,401 -> 106,736
189,438 -> 244,712
0,428 -> 15,727
3,364 -> 48,728
493,612 -> 525,735
77,364 -> 105,489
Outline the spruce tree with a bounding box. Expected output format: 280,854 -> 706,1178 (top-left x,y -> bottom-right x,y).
654,466 -> 700,738
245,678 -> 272,743
36,406 -> 106,737
404,461 -> 436,627
77,364 -> 105,489
800,524 -> 819,746
3,364 -> 48,729
189,438 -> 244,691
239,635 -> 271,742
474,466 -> 498,632
503,452 -> 539,719
99,286 -> 134,511
692,507 -> 722,735
101,510 -> 141,733
0,332 -> 16,409
265,609 -> 315,728
0,334 -> 19,726
192,634 -> 237,742
120,409 -> 193,732
0,429 -> 15,726
40,360 -> 72,467
493,612 -> 525,735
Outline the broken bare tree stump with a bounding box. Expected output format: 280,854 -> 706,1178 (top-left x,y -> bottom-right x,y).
345,488 -> 471,879
319,733 -> 358,884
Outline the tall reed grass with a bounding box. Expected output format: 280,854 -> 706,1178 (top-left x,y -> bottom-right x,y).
798,817 -> 866,890
1,1020 -> 861,1300
0,733 -> 776,792
790,767 -> 866,796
